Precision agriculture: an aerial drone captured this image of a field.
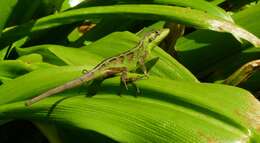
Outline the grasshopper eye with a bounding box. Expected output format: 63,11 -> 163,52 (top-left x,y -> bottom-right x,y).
82,69 -> 89,74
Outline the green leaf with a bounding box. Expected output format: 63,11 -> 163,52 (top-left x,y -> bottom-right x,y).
206,47 -> 260,91
176,3 -> 260,75
209,0 -> 225,5
0,0 -> 17,35
17,53 -> 43,64
176,30 -> 241,75
74,0 -> 233,21
0,66 -> 88,104
72,17 -> 138,44
1,2 -> 259,142
17,45 -> 103,66
1,4 -> 259,48
234,3 -> 260,36
5,0 -> 41,26
0,71 -> 259,142
153,0 -> 232,21
0,47 -> 9,60
0,59 -> 56,84
0,60 -> 33,81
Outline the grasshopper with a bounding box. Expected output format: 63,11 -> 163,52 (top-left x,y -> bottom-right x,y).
25,29 -> 170,106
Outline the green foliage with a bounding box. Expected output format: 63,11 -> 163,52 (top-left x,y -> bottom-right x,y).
0,0 -> 259,143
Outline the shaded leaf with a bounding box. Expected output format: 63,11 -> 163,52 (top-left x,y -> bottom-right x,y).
0,0 -> 17,35
1,4 -> 259,48
176,3 -> 260,75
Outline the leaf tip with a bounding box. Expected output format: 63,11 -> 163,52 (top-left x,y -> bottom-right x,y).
209,20 -> 260,47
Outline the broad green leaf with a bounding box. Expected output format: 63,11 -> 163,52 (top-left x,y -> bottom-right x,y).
176,30 -> 241,76
17,45 -> 103,66
154,0 -> 232,21
72,17 -> 138,44
152,48 -> 198,81
1,4 -> 259,48
138,0 -> 233,21
74,0 -> 232,21
17,53 -> 43,64
0,59 -> 56,84
197,4 -> 260,90
0,69 -> 259,142
0,66 -> 88,104
68,0 -> 232,43
0,2 -> 259,142
234,3 -> 260,36
0,60 -> 33,80
176,3 -> 260,75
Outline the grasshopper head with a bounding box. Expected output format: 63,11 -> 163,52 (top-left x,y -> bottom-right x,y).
137,29 -> 170,60
146,28 -> 170,46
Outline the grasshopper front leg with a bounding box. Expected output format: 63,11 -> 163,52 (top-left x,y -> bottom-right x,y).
138,59 -> 148,76
106,67 -> 144,96
105,67 -> 128,90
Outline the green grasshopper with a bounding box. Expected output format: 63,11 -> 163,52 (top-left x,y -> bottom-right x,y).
25,29 -> 170,106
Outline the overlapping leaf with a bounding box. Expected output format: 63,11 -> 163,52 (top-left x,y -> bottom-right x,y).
0,68 -> 259,142
1,4 -> 260,48
0,1 -> 260,143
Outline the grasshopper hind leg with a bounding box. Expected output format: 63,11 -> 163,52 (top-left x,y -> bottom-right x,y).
118,74 -> 144,97
104,67 -> 144,97
129,81 -> 140,97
